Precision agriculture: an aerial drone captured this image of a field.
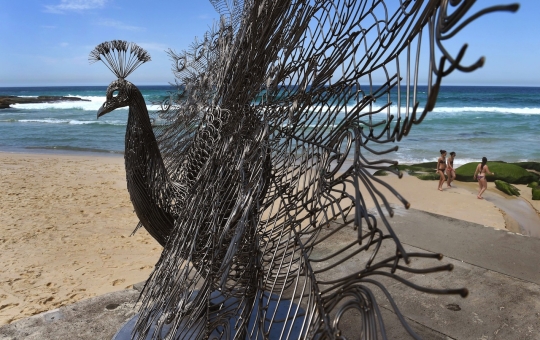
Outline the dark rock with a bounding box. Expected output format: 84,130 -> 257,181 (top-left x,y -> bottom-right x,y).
0,95 -> 90,109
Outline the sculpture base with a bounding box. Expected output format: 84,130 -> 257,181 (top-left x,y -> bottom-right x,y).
112,291 -> 306,339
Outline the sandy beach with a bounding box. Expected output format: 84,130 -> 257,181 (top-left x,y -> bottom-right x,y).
0,152 -> 161,325
1,152 -> 539,326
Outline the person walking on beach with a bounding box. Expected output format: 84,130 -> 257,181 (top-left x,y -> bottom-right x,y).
446,151 -> 456,188
473,156 -> 495,199
437,150 -> 447,191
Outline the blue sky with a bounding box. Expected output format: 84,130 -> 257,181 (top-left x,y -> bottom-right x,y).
0,0 -> 538,87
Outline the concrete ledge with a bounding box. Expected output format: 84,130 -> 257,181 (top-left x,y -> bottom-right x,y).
0,289 -> 140,340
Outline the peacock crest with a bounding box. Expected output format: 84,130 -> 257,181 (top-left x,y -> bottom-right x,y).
89,40 -> 151,79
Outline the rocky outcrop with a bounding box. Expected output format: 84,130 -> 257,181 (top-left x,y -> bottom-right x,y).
494,180 -> 520,196
390,162 -> 440,180
373,169 -> 389,176
454,161 -> 538,184
416,172 -> 442,180
514,161 -> 540,172
0,96 -> 90,109
394,161 -> 540,183
395,162 -> 438,173
532,186 -> 540,200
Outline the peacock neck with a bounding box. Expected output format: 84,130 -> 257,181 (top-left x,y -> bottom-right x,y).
123,88 -> 174,245
124,89 -> 165,173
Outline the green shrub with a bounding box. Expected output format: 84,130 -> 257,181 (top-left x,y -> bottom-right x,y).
532,187 -> 540,200
494,180 -> 520,196
528,181 -> 539,188
373,169 -> 388,176
455,162 -> 536,184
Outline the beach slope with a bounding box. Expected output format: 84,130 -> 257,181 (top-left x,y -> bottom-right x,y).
1,152 -> 537,325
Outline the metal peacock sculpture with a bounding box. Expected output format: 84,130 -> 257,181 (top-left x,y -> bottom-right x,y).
90,1 -> 518,339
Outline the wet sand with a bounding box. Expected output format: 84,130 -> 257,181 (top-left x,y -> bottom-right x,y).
1,152 -> 538,325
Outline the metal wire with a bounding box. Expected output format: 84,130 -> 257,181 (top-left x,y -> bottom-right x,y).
90,1 -> 518,339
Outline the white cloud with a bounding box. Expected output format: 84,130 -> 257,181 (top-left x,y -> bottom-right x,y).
45,0 -> 107,13
60,42 -> 69,47
97,19 -> 145,31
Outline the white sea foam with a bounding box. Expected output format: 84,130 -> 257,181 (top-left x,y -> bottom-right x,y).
17,118 -> 125,125
374,105 -> 539,115
335,104 -> 540,116
394,157 -> 434,165
10,96 -> 540,116
68,119 -> 125,125
11,96 -> 104,111
451,158 -> 481,167
11,95 -> 159,112
432,106 -> 540,115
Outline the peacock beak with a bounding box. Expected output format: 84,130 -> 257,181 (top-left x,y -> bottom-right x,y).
97,103 -> 111,118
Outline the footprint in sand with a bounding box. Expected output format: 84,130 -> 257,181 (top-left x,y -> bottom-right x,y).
112,279 -> 125,286
0,303 -> 20,311
38,296 -> 54,305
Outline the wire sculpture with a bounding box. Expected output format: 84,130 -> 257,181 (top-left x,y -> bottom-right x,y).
91,1 -> 518,339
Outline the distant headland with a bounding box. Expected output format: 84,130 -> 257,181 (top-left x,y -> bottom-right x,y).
0,96 -> 90,109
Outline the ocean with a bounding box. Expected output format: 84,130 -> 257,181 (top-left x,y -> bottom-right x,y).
0,85 -> 539,166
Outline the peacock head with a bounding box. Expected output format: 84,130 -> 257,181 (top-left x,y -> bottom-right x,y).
97,78 -> 135,117
89,40 -> 151,118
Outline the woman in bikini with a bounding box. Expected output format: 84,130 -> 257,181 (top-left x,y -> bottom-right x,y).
446,151 -> 456,188
437,150 -> 447,191
473,157 -> 495,199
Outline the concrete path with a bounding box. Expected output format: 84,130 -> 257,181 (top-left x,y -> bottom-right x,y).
335,207 -> 540,339
1,208 -> 539,339
377,207 -> 540,285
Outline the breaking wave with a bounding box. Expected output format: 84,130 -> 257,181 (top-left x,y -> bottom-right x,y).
6,118 -> 126,126
11,96 -> 161,112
